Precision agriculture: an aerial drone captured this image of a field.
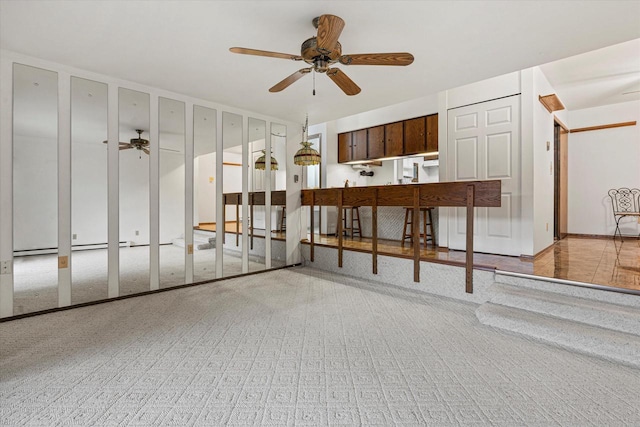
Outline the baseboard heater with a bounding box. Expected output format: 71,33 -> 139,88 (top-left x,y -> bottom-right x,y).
14,241 -> 129,256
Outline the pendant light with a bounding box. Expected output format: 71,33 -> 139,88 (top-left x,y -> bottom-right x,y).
254,150 -> 279,170
294,114 -> 321,166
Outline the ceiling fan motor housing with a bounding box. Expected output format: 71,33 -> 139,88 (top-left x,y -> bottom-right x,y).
301,37 -> 342,72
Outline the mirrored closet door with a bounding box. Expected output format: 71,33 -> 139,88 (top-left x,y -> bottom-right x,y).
159,97 -> 186,288
71,77 -> 108,305
12,64 -> 59,315
270,123 -> 287,268
248,117 -> 266,272
221,112 -> 244,277
192,106 -> 217,282
118,88 -> 150,296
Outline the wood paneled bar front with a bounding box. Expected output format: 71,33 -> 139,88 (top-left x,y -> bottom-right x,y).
301,181 -> 502,293
222,190 -> 286,248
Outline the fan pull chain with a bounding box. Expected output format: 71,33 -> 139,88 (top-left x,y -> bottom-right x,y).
312,70 -> 316,96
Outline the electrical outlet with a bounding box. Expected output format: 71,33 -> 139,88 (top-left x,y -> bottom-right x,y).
72,233 -> 77,240
135,230 -> 139,236
1,260 -> 12,275
546,222 -> 549,232
188,244 -> 193,255
550,162 -> 553,175
546,141 -> 550,151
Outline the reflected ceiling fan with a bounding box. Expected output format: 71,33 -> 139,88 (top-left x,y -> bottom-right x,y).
102,129 -> 180,156
230,14 -> 414,96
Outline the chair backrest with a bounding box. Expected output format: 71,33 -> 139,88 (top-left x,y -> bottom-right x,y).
608,188 -> 640,214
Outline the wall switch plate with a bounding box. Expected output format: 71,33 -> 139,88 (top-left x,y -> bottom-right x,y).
72,233 -> 77,240
1,260 -> 12,275
546,223 -> 549,231
58,256 -> 68,269
546,141 -> 550,151
294,175 -> 299,183
135,230 -> 139,236
188,244 -> 193,255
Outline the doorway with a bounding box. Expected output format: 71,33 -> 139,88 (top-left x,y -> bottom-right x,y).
554,120 -> 568,240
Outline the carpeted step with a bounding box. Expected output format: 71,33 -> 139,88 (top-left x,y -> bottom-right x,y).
487,282 -> 640,337
476,303 -> 640,369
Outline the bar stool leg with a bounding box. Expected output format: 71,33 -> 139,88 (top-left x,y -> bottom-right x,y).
402,208 -> 412,246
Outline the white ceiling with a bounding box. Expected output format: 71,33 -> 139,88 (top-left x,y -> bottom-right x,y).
2,1 -> 639,125
539,38 -> 640,110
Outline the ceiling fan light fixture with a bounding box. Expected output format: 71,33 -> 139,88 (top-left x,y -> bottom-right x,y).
255,150 -> 279,170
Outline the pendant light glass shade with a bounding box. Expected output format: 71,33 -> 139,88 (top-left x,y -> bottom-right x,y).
294,141 -> 321,166
254,150 -> 278,170
294,114 -> 321,166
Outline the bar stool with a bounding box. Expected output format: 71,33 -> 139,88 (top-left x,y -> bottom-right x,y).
402,207 -> 435,247
279,206 -> 286,231
335,206 -> 362,238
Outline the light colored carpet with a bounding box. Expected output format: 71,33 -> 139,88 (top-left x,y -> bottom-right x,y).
12,245 -> 283,315
1,267 -> 639,426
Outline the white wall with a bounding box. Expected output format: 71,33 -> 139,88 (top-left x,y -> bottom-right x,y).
531,67 -> 559,254
567,100 -> 640,236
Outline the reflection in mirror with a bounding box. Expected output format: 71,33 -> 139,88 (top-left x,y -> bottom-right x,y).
118,88 -> 150,296
193,106 -> 217,282
221,112 -> 243,277
248,117 -> 266,272
159,98 -> 186,288
12,64 -> 58,315
270,123 -> 287,268
306,133 -> 322,236
71,77 -> 108,305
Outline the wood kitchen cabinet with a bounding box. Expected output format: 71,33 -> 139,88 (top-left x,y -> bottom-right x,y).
337,113 -> 438,163
352,129 -> 368,161
338,132 -> 352,163
404,116 -> 426,155
384,122 -> 403,157
367,125 -> 385,159
426,113 -> 438,153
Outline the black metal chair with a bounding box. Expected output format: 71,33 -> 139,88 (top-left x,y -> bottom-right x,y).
608,188 -> 640,241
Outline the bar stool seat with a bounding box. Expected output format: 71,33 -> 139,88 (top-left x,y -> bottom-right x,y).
402,206 -> 435,247
335,206 -> 362,238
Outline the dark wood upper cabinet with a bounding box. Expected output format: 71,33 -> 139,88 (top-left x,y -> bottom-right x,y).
352,129 -> 368,161
404,116 -> 426,155
367,126 -> 385,159
385,122 -> 403,157
338,132 -> 352,163
338,114 -> 438,163
426,113 -> 438,153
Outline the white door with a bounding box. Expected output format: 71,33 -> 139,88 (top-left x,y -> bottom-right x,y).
447,95 -> 521,256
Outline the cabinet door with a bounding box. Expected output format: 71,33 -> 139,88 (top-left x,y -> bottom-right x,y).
367,125 -> 385,159
384,122 -> 403,157
404,116 -> 426,155
426,113 -> 438,153
338,132 -> 352,163
352,129 -> 368,161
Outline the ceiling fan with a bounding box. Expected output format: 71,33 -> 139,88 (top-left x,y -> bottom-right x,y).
102,130 -> 181,156
230,14 -> 414,96
103,129 -> 150,155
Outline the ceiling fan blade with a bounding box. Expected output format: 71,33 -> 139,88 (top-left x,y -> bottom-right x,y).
316,14 -> 345,54
102,140 -> 134,146
142,147 -> 150,155
326,68 -> 361,96
269,68 -> 312,92
119,145 -> 133,151
160,147 -> 181,153
339,52 -> 414,66
230,47 -> 303,61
